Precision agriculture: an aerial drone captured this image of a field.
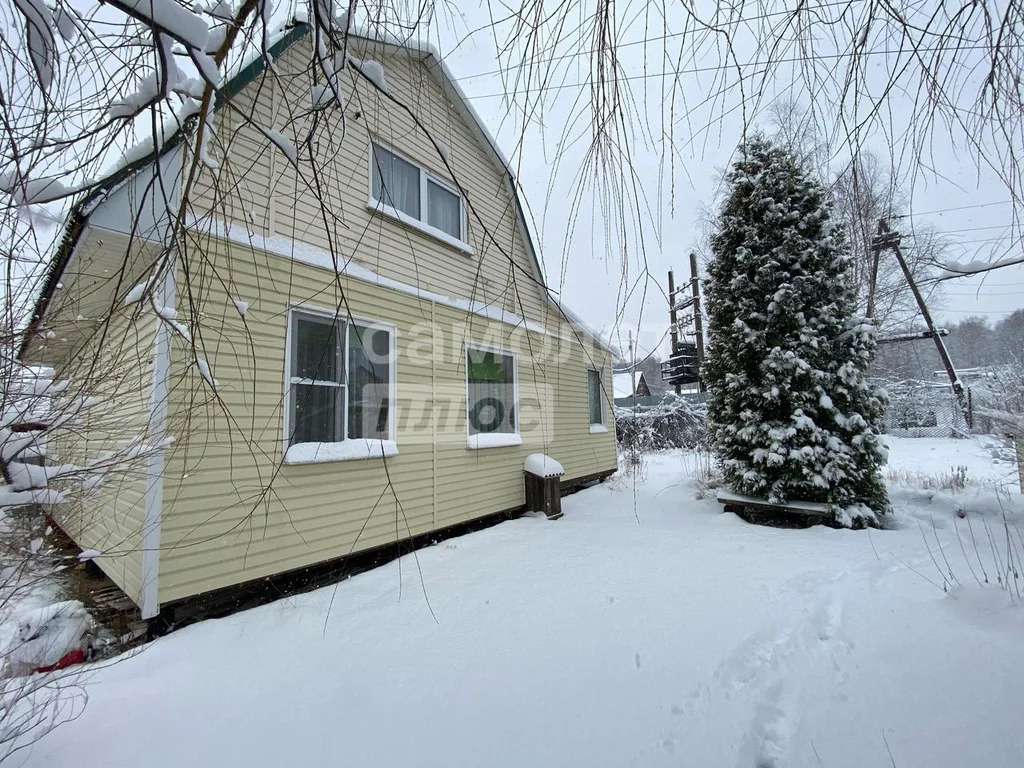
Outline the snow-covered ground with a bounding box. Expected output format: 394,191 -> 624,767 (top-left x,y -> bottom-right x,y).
16,437 -> 1024,767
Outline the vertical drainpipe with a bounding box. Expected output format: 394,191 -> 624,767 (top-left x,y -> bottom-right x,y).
139,258 -> 173,620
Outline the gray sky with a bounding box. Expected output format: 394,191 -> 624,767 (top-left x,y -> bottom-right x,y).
426,2 -> 1024,360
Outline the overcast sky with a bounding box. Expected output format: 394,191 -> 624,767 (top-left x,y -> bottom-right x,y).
9,1 -> 1022,362
421,2 -> 1024,360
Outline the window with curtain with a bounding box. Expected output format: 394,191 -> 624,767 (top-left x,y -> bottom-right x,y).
371,144 -> 420,218
587,368 -> 603,425
347,323 -> 391,440
370,142 -> 465,243
426,180 -> 461,239
466,348 -> 516,436
288,310 -> 394,446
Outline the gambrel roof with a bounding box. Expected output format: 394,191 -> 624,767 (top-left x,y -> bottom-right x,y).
21,22 -> 611,357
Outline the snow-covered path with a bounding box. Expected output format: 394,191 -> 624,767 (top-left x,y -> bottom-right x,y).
21,439 -> 1024,767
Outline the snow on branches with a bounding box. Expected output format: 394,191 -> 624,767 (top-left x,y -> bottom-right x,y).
0,361 -> 92,510
703,138 -> 889,521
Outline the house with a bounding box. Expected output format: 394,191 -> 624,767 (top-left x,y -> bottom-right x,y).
19,23 -> 617,621
612,371 -> 651,401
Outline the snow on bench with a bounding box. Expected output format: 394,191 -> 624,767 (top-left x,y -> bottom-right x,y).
717,489 -> 835,526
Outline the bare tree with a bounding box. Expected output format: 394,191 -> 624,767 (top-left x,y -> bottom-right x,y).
2,0 -> 1024,753
765,100 -> 949,333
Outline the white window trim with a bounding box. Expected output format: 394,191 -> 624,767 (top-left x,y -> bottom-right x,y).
367,141 -> 473,255
587,365 -> 605,429
465,342 -> 520,450
282,303 -> 398,464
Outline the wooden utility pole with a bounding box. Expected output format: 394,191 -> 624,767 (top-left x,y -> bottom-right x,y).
667,269 -> 681,394
689,252 -> 705,393
865,220 -> 885,321
875,218 -> 971,426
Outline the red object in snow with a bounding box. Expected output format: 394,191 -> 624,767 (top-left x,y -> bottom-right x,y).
34,648 -> 85,673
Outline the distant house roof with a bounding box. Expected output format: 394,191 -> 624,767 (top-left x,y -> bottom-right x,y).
613,371 -> 652,399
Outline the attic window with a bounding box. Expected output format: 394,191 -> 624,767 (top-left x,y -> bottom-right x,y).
369,142 -> 468,250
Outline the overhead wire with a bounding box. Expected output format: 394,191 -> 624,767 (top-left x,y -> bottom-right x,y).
460,43 -> 1024,101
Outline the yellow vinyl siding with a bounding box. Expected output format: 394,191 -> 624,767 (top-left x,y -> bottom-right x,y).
191,34 -> 552,330
28,229 -> 158,606
30,34 -> 616,612
157,232 -> 615,603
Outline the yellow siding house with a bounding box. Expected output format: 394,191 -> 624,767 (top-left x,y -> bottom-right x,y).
20,24 -> 618,621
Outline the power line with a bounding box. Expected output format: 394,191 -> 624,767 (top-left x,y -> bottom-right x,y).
893,201 -> 1013,217
458,1 -> 855,82
904,235 -> 1022,246
462,42 -> 1023,101
943,290 -> 1024,296
933,224 -> 1019,235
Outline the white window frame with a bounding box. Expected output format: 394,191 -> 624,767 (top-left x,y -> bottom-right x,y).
465,343 -> 521,449
367,141 -> 472,255
283,304 -> 398,463
587,366 -> 608,433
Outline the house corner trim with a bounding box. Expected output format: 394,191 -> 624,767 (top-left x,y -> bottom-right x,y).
140,263 -> 175,619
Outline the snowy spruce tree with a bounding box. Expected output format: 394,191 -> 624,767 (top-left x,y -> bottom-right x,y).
703,138 -> 889,523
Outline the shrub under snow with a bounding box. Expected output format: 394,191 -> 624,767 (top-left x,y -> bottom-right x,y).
614,395 -> 708,453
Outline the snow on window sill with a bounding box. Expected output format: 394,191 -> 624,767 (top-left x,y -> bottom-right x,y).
589,424 -> 608,434
366,199 -> 474,256
467,433 -> 522,450
284,439 -> 398,464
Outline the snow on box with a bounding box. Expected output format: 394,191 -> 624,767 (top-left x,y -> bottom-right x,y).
523,453 -> 564,478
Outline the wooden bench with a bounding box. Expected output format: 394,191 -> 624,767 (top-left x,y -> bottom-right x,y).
717,489 -> 837,528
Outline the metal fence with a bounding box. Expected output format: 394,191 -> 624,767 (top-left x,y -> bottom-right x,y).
616,382 -> 1003,443
873,378 -> 970,438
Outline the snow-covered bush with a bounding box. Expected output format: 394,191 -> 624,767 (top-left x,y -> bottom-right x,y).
969,358 -> 1024,437
703,137 -> 889,521
613,395 -> 708,453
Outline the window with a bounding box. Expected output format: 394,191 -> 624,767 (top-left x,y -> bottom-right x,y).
371,144 -> 420,219
290,314 -> 343,444
587,368 -> 603,425
426,179 -> 461,239
347,323 -> 392,441
287,310 -> 394,450
467,347 -> 517,438
370,142 -> 466,245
